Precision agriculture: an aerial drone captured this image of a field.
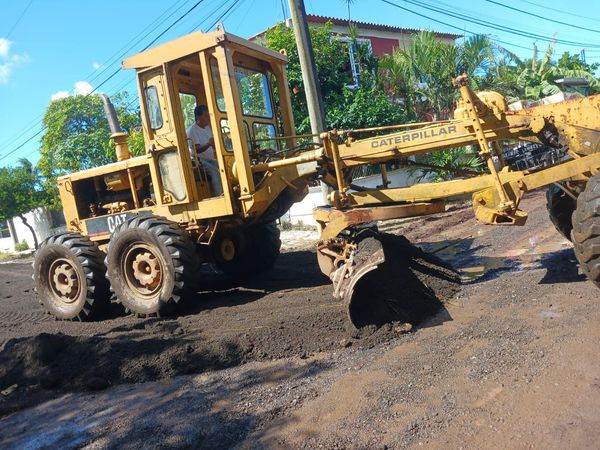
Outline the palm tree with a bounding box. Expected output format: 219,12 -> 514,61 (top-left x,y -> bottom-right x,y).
341,0 -> 356,21
494,42 -> 600,101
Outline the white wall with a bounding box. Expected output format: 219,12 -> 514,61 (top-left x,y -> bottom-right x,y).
0,237 -> 13,252
5,207 -> 56,251
284,168 -> 427,225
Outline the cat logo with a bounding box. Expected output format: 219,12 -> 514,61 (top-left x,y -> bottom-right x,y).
107,214 -> 128,233
372,125 -> 458,148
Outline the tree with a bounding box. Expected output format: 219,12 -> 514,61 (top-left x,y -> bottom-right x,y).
0,159 -> 47,249
379,32 -> 496,120
494,43 -> 600,101
557,51 -> 599,73
263,22 -> 350,133
263,21 -> 407,134
38,92 -> 144,206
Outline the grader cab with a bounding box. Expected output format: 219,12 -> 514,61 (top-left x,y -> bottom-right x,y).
33,30 -> 600,328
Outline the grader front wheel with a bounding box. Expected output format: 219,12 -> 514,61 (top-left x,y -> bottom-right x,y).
33,232 -> 110,320
105,215 -> 200,317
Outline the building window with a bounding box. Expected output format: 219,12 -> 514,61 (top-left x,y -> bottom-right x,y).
335,36 -> 373,88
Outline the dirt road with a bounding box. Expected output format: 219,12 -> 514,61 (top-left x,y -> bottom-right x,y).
2,190 -> 600,449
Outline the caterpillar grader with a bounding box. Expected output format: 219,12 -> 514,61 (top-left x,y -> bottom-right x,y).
33,29 -> 600,327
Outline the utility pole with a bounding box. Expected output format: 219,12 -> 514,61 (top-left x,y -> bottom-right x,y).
287,0 -> 330,202
286,0 -> 326,139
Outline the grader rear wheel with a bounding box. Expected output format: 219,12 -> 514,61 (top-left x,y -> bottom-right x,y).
33,232 -> 110,320
572,173 -> 600,286
215,221 -> 281,277
546,184 -> 575,241
106,215 -> 200,317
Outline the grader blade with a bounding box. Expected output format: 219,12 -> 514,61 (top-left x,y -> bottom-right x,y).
327,231 -> 457,329
330,232 -> 387,328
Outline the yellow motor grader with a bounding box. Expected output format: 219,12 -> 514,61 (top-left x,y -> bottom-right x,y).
33,29 -> 600,327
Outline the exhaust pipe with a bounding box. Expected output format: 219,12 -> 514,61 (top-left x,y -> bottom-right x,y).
101,94 -> 131,161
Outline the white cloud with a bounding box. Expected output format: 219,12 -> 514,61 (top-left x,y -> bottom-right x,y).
50,80 -> 95,101
0,37 -> 29,84
74,80 -> 93,96
92,61 -> 101,70
0,38 -> 10,58
51,91 -> 69,101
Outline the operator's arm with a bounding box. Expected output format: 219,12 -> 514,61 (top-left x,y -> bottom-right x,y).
194,137 -> 215,154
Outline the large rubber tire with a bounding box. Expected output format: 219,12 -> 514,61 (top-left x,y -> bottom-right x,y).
572,174 -> 600,286
546,184 -> 576,241
33,232 -> 110,321
215,221 -> 281,276
105,215 -> 200,317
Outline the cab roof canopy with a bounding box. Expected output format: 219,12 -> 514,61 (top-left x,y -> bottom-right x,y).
122,30 -> 288,70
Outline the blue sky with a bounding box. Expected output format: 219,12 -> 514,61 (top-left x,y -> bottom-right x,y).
0,0 -> 598,167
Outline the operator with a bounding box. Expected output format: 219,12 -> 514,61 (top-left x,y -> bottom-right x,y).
186,105 -> 223,196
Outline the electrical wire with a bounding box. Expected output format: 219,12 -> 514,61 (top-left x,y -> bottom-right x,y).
378,0 -> 534,52
211,0 -> 245,29
5,0 -> 34,39
394,0 -> 600,49
520,0 -> 600,24
484,0 -> 600,35
0,0 -> 194,153
1,0 -> 212,164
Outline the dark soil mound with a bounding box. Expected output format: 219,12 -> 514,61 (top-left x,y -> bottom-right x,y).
0,236 -> 460,416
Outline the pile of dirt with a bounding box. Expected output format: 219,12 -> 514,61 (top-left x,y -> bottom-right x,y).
0,236 -> 461,415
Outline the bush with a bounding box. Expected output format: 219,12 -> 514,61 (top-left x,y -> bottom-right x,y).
15,240 -> 29,251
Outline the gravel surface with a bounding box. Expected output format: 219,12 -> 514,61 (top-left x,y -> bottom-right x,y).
2,190 -> 600,449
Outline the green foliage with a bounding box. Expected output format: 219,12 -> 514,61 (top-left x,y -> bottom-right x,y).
327,88 -> 407,130
557,52 -> 599,73
263,22 -> 352,133
380,32 -> 497,120
14,240 -> 29,251
263,21 -> 405,134
0,159 -> 46,222
490,44 -> 600,101
179,93 -> 197,130
38,92 -> 143,205
417,147 -> 485,181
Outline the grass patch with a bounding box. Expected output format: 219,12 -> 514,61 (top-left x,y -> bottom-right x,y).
0,251 -> 31,262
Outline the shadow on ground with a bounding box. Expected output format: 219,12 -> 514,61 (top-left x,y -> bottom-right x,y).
0,359 -> 330,449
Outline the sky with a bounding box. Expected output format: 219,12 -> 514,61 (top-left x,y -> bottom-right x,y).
0,0 -> 598,167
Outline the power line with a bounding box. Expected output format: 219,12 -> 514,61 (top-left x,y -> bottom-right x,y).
280,0 -> 287,21
393,0 -> 600,49
0,0 -> 194,153
188,0 -> 239,33
208,0 -> 245,29
234,0 -> 258,31
5,0 -> 33,39
484,0 -> 600,35
0,0 -> 210,164
378,0 -> 533,52
86,0 -> 193,86
520,0 -> 600,24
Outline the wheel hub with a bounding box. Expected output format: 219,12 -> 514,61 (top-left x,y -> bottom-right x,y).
220,238 -> 236,262
131,252 -> 161,289
49,261 -> 79,303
